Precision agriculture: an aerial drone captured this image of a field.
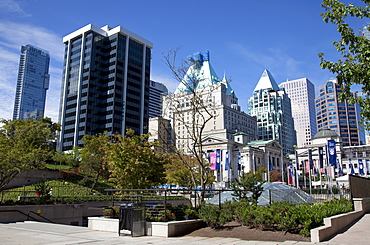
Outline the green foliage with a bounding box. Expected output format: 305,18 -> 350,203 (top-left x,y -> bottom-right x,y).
0,118 -> 60,193
103,206 -> 119,218
198,198 -> 352,236
59,146 -> 82,170
231,172 -> 265,205
198,204 -> 233,229
34,177 -> 51,203
165,153 -> 215,188
106,129 -> 167,189
80,133 -> 110,191
319,0 -> 370,129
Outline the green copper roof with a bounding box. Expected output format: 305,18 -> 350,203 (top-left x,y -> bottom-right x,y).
313,129 -> 339,139
254,69 -> 280,92
247,139 -> 275,146
174,51 -> 234,95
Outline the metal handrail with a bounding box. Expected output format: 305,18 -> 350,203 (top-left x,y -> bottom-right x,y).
0,209 -> 54,223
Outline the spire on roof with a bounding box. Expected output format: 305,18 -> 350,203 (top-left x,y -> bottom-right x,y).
253,69 -> 280,92
174,51 -> 220,94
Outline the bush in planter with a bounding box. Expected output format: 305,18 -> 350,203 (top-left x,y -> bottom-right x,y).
184,208 -> 198,220
198,204 -> 233,229
103,206 -> 119,218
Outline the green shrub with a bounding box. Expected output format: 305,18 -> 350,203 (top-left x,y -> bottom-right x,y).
103,206 -> 119,218
198,204 -> 233,229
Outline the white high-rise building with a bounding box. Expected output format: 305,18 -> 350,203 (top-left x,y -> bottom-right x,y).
279,78 -> 317,148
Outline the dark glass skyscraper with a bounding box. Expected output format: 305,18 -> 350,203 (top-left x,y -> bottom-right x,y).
58,24 -> 152,151
316,79 -> 365,146
13,45 -> 50,120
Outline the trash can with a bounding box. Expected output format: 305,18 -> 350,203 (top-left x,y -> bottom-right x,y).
119,203 -> 145,236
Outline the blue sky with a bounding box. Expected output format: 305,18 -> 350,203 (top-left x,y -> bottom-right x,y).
0,0 -> 368,122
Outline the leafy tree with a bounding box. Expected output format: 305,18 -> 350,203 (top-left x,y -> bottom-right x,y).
231,172 -> 265,205
165,153 -> 215,187
80,133 -> 110,191
0,118 -> 60,193
162,48 -> 225,199
60,146 -> 81,171
105,129 -> 167,189
319,0 -> 370,129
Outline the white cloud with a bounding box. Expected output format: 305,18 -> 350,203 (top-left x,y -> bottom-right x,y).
0,21 -> 64,61
229,42 -> 304,82
151,72 -> 179,94
0,21 -> 64,121
0,0 -> 30,17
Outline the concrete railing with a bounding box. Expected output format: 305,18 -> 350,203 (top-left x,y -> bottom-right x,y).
88,217 -> 206,237
311,197 -> 370,243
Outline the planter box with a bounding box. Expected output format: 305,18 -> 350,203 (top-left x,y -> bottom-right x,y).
146,219 -> 206,237
88,217 -> 205,237
88,217 -> 119,233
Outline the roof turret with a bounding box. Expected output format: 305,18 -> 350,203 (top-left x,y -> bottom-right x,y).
254,69 -> 280,92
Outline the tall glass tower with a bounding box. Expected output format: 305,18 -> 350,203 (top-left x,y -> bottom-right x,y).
248,69 -> 297,155
316,79 -> 365,146
13,45 -> 50,120
58,24 -> 152,151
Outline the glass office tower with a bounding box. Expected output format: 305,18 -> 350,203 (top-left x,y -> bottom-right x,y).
13,45 -> 50,120
316,79 -> 365,146
248,69 -> 297,155
58,24 -> 152,151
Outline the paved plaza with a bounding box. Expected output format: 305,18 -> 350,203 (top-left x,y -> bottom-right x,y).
1,214 -> 369,245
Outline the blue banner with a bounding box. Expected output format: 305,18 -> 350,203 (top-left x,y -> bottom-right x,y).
225,151 -> 230,171
269,156 -> 274,171
359,159 -> 365,175
337,159 -> 343,175
318,147 -> 324,168
238,152 -> 241,171
308,149 -> 313,170
349,159 -> 355,175
216,149 -> 221,170
327,140 -> 337,166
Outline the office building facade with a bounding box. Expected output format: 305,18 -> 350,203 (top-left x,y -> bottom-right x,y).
13,45 -> 50,120
279,78 -> 317,147
58,24 -> 152,151
149,80 -> 168,118
315,79 -> 365,146
248,69 -> 297,155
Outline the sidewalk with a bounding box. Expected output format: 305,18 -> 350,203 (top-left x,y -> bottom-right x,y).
1,215 -> 369,245
320,213 -> 370,245
0,221 -> 311,245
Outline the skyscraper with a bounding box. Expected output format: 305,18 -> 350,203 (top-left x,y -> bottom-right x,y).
315,79 -> 365,146
248,69 -> 297,155
148,80 -> 168,118
279,78 -> 317,147
58,24 -> 152,151
13,45 -> 50,120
